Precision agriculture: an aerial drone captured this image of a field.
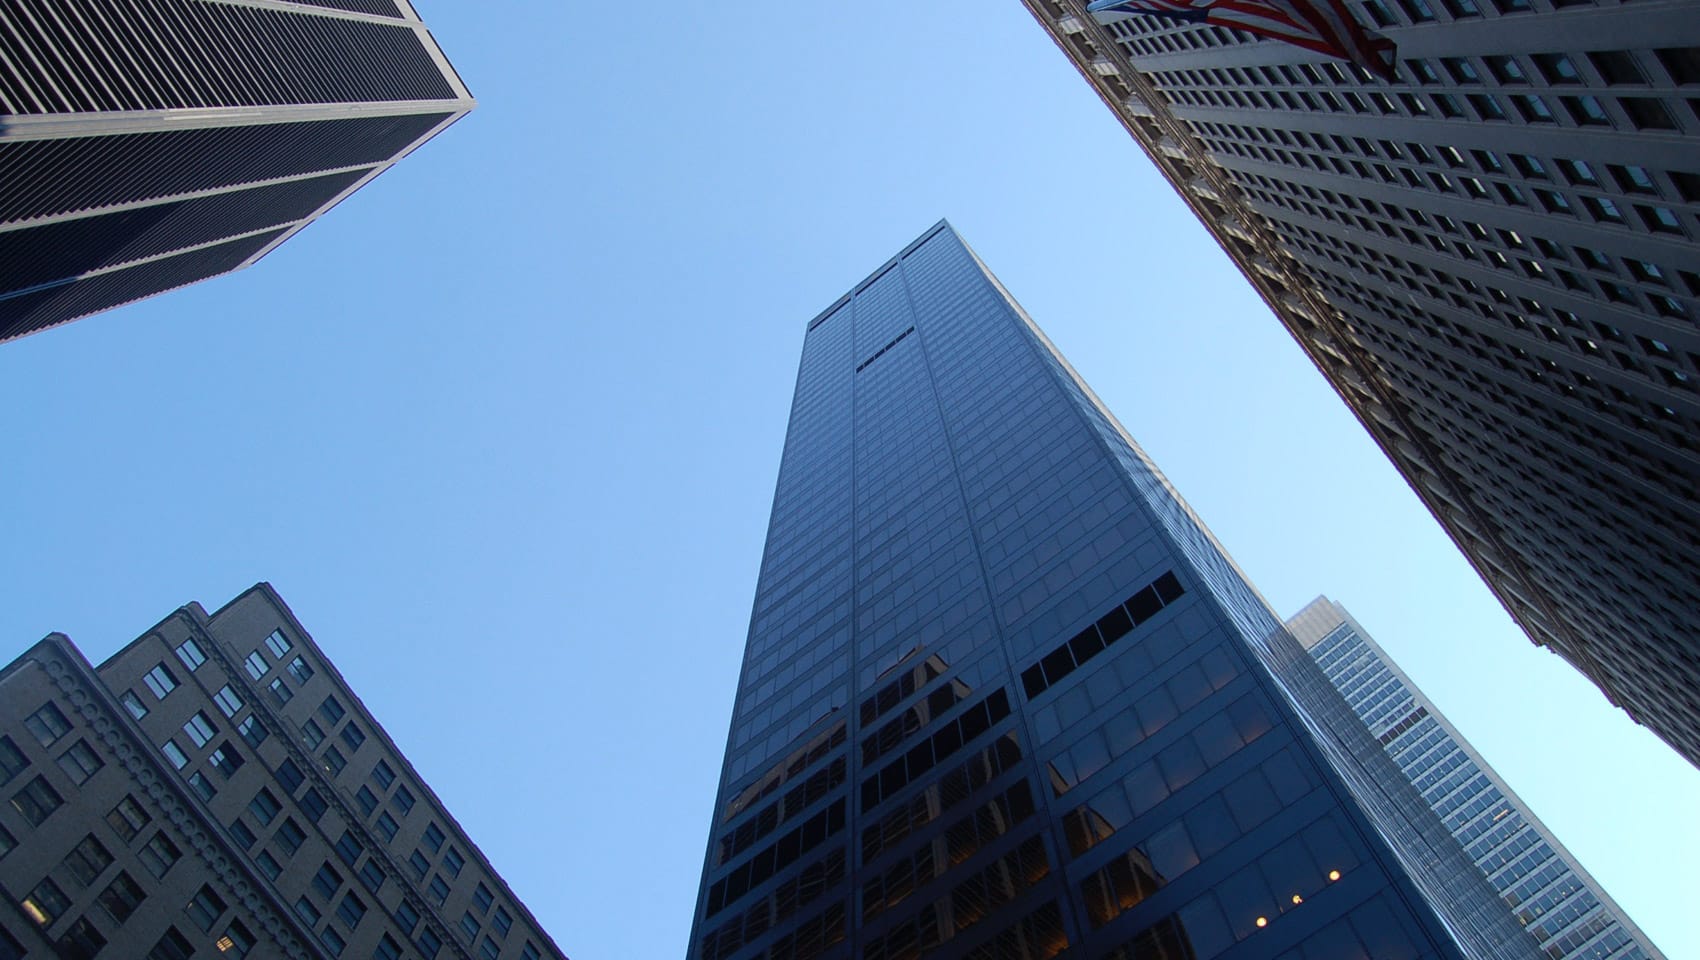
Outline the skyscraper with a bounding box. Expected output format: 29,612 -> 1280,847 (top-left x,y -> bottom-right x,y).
687,222 -> 1540,960
0,0 -> 473,344
0,584 -> 567,960
1286,597 -> 1664,960
1019,0 -> 1700,766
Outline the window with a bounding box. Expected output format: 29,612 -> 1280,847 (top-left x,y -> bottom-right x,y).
22,876 -> 71,926
64,833 -> 115,886
418,927 -> 444,960
57,917 -> 108,960
428,875 -> 450,905
214,686 -> 244,718
248,784 -> 282,822
144,663 -> 180,699
443,847 -> 466,877
147,928 -> 195,960
107,795 -> 151,842
395,899 -> 422,934
319,696 -> 347,726
320,926 -> 347,957
322,745 -> 347,777
187,771 -> 217,801
186,884 -> 227,932
288,657 -> 314,685
268,678 -> 292,705
376,812 -> 400,843
461,912 -> 482,940
337,892 -> 368,929
25,702 -> 72,746
372,760 -> 397,789
184,712 -> 218,748
56,739 -> 103,785
492,906 -> 513,938
229,818 -> 258,850
295,896 -> 323,924
245,651 -> 269,680
275,818 -> 307,856
1534,52 -> 1580,83
480,939 -> 502,960
1565,95 -> 1611,125
209,743 -> 245,779
97,870 -> 147,923
220,921 -> 257,958
357,859 -> 386,894
120,691 -> 149,720
264,629 -> 291,658
238,715 -> 269,749
409,850 -> 430,878
357,785 -> 380,815
0,737 -> 23,786
522,942 -> 542,960
391,785 -> 416,816
0,823 -> 15,859
277,758 -> 305,794
300,787 -> 329,822
340,723 -> 367,752
335,830 -> 364,867
302,720 -> 326,749
161,739 -> 189,770
255,850 -> 283,881
174,638 -> 208,671
474,883 -> 494,913
11,775 -> 63,825
313,861 -> 343,899
423,822 -> 446,853
375,935 -> 404,960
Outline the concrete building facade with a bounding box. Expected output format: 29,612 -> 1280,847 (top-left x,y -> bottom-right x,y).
1020,0 -> 1700,766
0,584 -> 566,960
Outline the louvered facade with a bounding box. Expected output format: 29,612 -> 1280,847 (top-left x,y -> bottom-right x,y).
1021,0 -> 1700,768
0,0 -> 472,343
687,222 -> 1541,960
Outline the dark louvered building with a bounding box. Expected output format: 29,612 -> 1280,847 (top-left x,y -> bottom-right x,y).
0,0 -> 473,344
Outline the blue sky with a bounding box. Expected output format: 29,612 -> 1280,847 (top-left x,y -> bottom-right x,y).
1,2 -> 1693,959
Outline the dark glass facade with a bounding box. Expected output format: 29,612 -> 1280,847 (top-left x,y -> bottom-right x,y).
688,223 -> 1540,960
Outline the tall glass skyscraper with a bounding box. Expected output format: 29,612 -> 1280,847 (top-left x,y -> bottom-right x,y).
1288,598 -> 1664,960
687,222 -> 1540,960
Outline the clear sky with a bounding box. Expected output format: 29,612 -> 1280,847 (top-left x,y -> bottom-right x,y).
1,2 -> 1693,959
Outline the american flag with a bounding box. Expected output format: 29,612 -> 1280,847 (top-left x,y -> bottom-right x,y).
1087,0 -> 1396,80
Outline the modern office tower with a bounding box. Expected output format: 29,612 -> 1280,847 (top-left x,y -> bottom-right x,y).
0,584 -> 566,960
0,0 -> 473,344
1286,597 -> 1663,960
687,221 -> 1541,960
1020,0 -> 1700,766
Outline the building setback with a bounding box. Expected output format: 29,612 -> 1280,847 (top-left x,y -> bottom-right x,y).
1286,597 -> 1664,960
0,0 -> 473,344
0,584 -> 567,960
1019,0 -> 1700,766
686,221 -> 1541,960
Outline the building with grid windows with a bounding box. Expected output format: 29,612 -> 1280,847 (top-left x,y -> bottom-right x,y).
1287,597 -> 1664,960
0,584 -> 566,960
1020,0 -> 1700,767
0,0 -> 473,344
686,221 -> 1542,960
